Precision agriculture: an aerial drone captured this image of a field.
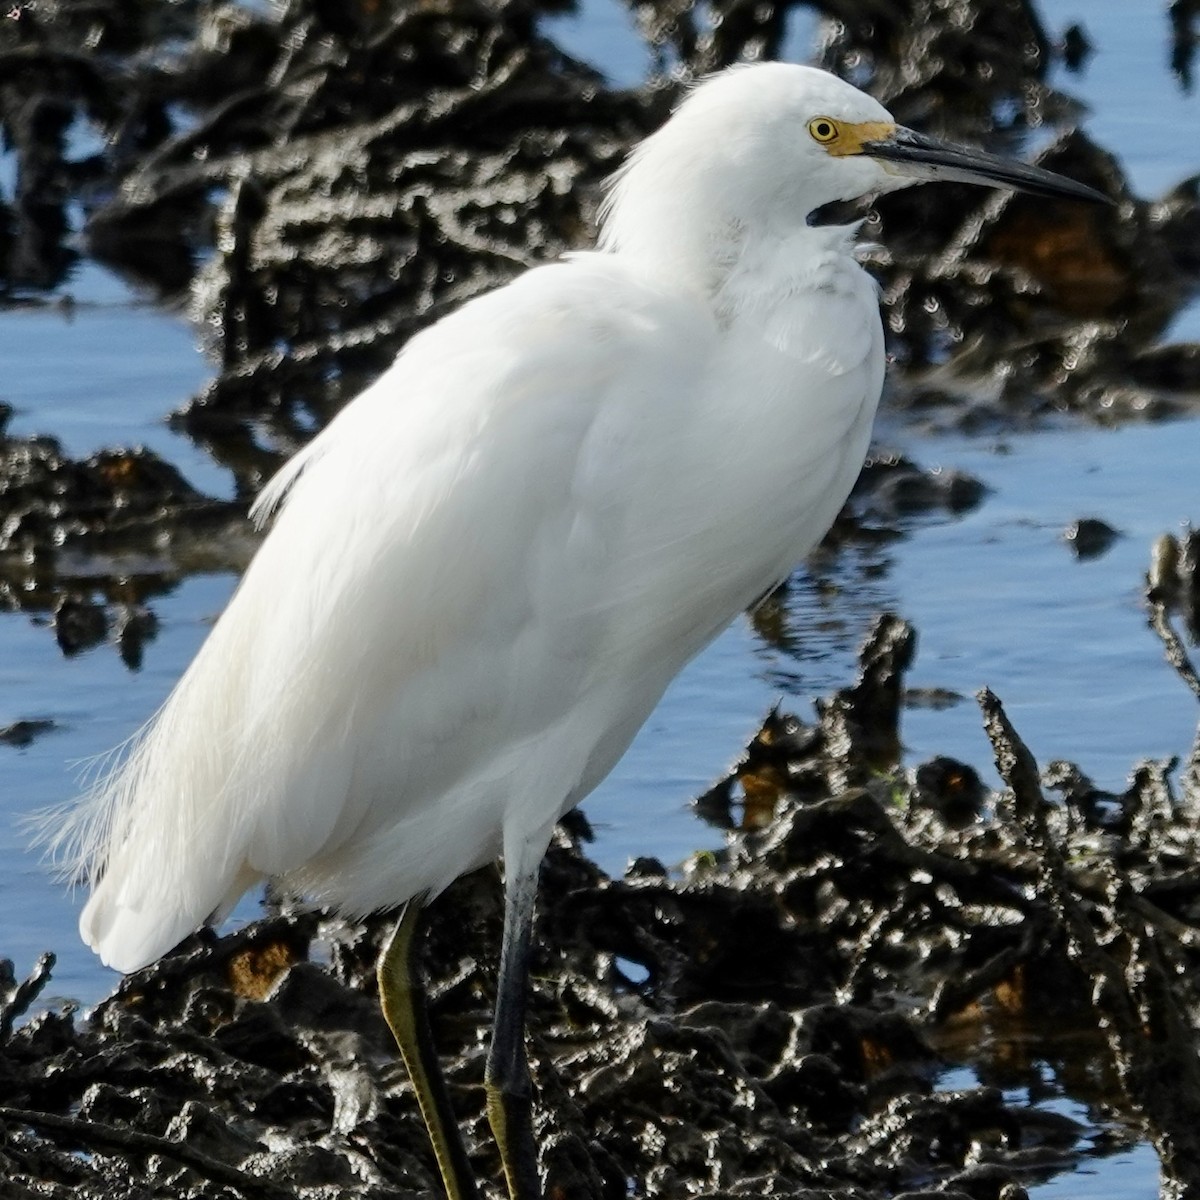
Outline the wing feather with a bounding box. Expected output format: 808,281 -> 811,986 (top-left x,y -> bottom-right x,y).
61,237 -> 884,972
64,258 -> 710,967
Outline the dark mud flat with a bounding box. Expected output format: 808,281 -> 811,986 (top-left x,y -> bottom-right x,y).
4,0 -> 1200,1197
4,604 -> 1200,1199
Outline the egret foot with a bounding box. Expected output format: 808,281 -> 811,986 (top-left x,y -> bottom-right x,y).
485,1082 -> 540,1200
378,901 -> 481,1200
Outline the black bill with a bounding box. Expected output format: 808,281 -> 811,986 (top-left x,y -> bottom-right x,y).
863,127 -> 1112,204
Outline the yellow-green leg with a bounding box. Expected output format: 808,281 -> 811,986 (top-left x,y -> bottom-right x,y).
484,863 -> 542,1200
378,900 -> 481,1200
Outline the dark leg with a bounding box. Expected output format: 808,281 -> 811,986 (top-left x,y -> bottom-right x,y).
378,899 -> 481,1200
485,862 -> 542,1200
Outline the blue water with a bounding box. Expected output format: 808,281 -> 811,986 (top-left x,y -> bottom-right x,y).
937,1063 -> 1161,1197
1039,0 -> 1200,197
1,9 -> 1198,1193
1032,1147 -> 1160,1200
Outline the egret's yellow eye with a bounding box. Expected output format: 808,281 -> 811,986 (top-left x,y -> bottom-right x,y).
808,117 -> 839,144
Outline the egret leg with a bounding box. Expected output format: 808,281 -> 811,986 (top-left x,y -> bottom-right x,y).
485,862 -> 542,1200
378,900 -> 481,1200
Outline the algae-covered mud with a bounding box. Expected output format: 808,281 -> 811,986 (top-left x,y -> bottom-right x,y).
5,617 -> 1200,1197
3,0 -> 1200,1196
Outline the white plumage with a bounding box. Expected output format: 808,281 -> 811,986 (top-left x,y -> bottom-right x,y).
51,63 -> 1098,982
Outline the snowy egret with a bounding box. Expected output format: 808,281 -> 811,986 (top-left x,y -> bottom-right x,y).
53,63 -> 1104,1199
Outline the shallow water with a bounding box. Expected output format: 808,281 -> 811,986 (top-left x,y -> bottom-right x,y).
1,279 -> 235,1003
1038,0 -> 1200,198
937,1061 -> 1161,1198
1,10 -> 1198,1194
1032,1148 -> 1160,1200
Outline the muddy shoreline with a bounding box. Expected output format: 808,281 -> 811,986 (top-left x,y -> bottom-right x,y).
4,605 -> 1200,1197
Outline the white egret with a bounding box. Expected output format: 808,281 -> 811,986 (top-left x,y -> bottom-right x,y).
52,63 -> 1104,1200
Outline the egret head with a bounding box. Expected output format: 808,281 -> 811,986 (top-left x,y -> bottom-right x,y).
600,63 -> 1105,283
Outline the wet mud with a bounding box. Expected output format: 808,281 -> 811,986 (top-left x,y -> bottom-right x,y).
3,0 -> 1200,1197
4,602 -> 1200,1198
